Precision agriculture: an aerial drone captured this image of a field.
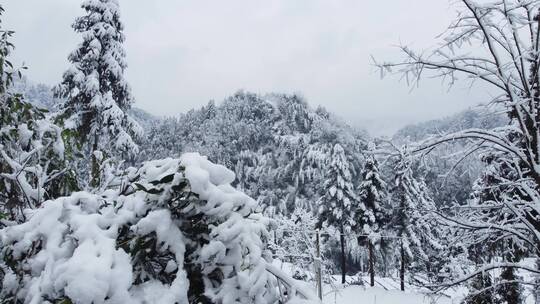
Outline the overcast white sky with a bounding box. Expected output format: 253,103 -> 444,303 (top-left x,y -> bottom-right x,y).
3,0 -> 493,135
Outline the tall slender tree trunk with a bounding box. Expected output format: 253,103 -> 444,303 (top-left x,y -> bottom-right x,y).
400,241 -> 405,291
90,132 -> 100,188
499,246 -> 522,304
368,238 -> 375,287
534,259 -> 540,304
340,225 -> 346,284
380,238 -> 387,277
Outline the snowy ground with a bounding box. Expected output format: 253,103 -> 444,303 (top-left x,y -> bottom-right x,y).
275,260 -> 538,304
274,261 -> 461,304
322,286 -> 453,304
318,275 -> 460,304
320,282 -> 536,304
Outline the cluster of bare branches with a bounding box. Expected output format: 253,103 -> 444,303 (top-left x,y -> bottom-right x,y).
376,0 -> 540,297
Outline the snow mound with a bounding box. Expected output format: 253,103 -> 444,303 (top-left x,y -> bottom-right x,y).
0,153 -> 312,304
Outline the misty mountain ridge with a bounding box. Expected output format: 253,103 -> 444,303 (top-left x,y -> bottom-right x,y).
14,76 -> 502,142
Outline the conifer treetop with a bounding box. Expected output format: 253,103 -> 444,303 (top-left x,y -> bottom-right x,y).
56,0 -> 141,154
318,143 -> 358,232
357,145 -> 385,236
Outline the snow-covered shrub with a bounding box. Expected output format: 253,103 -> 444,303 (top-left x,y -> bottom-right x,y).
0,4 -> 76,224
0,153 -> 294,304
0,87 -> 77,225
270,207 -> 332,282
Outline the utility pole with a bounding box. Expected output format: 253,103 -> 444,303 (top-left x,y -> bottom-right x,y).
368,238 -> 375,287
315,229 -> 323,300
400,240 -> 405,291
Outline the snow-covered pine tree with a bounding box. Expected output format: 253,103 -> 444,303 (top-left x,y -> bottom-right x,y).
318,143 -> 358,284
357,143 -> 385,287
390,147 -> 441,291
55,0 -> 141,187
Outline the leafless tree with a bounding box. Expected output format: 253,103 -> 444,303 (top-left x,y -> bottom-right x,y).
376,0 -> 540,295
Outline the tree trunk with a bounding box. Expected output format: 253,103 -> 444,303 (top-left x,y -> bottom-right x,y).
368,238 -> 375,287
535,259 -> 540,304
400,241 -> 405,291
90,133 -> 100,188
498,243 -> 522,304
340,226 -> 346,284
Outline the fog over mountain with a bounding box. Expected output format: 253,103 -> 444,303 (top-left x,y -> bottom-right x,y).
3,0 -> 494,136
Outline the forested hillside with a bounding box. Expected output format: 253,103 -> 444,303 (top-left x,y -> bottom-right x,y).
13,75 -> 517,291
393,109 -> 508,206
141,91 -> 368,216
394,109 -> 507,143
4,0 -> 540,303
16,77 -> 500,213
